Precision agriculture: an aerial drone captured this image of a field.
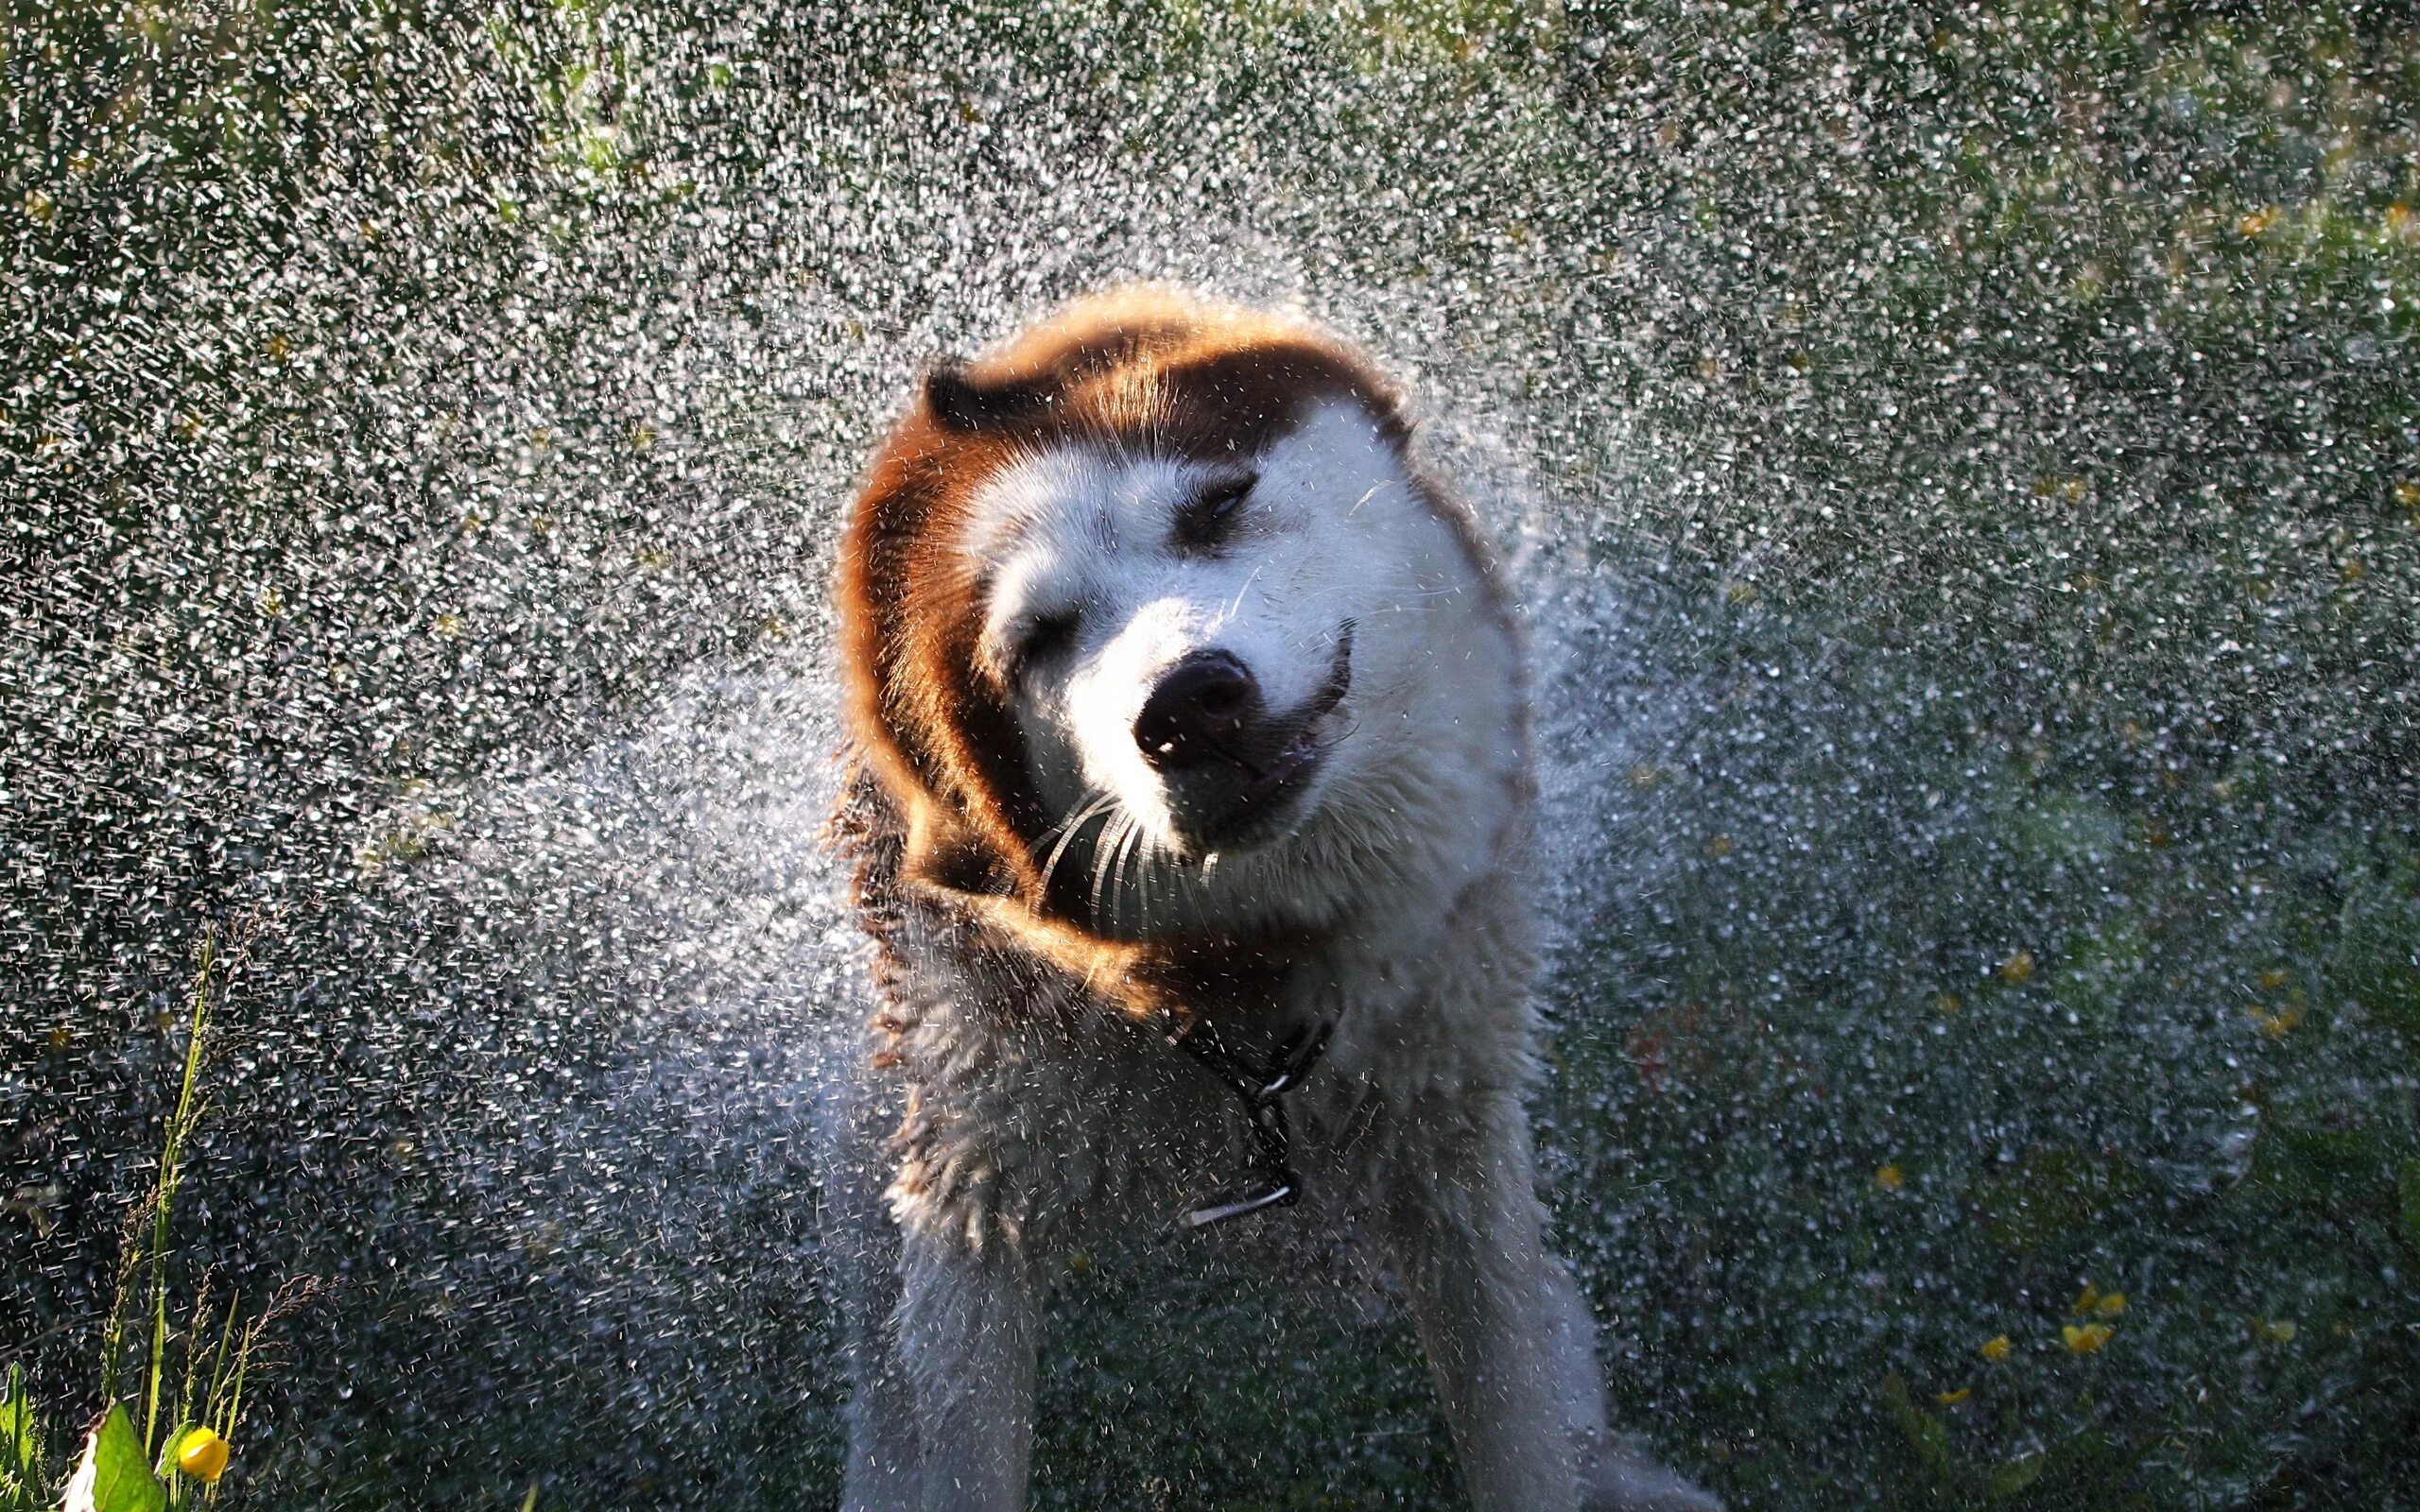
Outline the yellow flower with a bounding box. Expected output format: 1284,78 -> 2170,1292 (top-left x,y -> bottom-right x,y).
2069,1284 -> 2130,1319
1979,1333 -> 2014,1363
2256,1317 -> 2298,1344
1874,1164 -> 1905,1193
177,1426 -> 231,1484
1933,1386 -> 1973,1406
2238,205 -> 2280,237
2061,1322 -> 2114,1355
2247,1003 -> 2303,1039
1998,949 -> 2035,985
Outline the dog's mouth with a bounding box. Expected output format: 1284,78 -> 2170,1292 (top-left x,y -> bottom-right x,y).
1164,626 -> 1354,857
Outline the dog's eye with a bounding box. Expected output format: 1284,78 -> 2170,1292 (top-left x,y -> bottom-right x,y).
1000,610 -> 1079,685
1173,474 -> 1255,552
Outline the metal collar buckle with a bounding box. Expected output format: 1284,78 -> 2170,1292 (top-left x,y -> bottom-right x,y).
1155,1011 -> 1337,1231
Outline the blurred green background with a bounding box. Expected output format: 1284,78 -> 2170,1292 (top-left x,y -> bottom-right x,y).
5,2 -> 2417,1508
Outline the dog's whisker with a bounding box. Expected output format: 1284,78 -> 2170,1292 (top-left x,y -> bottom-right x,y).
1107,820 -> 1132,932
1036,787 -> 1111,844
1087,811 -> 1132,931
1136,831 -> 1172,932
1107,818 -> 1143,934
1139,833 -> 1161,919
1121,821 -> 1152,933
1222,562 -> 1266,622
1037,793 -> 1119,907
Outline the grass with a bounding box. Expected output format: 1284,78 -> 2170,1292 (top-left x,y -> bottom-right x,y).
2,926 -> 318,1512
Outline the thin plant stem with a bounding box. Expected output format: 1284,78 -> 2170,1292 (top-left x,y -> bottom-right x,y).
178,1279 -> 214,1444
143,928 -> 216,1456
97,1202 -> 141,1407
201,1295 -> 240,1432
219,1314 -> 262,1448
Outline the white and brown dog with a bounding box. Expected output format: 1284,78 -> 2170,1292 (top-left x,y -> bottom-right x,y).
825,290 -> 1717,1512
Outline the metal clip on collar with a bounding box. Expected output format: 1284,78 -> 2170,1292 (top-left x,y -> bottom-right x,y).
1160,1013 -> 1337,1230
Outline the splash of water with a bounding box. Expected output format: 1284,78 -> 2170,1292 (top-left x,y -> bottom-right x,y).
6,5 -> 2415,1507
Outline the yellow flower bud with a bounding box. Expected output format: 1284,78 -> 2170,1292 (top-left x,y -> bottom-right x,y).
1979,1333 -> 2014,1363
177,1426 -> 231,1484
2062,1322 -> 2114,1355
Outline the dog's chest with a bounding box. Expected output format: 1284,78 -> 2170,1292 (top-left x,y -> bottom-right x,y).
872,870 -> 1538,1250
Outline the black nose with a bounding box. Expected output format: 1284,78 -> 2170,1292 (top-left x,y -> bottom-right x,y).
1134,650 -> 1261,771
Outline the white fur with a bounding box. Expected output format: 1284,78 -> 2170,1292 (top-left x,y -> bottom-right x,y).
828,399 -> 1720,1512
969,400 -> 1519,936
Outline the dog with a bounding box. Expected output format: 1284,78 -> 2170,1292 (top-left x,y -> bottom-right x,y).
824,289 -> 1719,1512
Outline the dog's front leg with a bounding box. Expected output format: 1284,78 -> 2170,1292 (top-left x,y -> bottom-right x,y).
1543,1257 -> 1725,1512
1383,1095 -> 1581,1512
892,1226 -> 1041,1512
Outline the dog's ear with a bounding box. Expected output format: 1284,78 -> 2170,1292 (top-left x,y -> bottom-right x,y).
924,360 -> 1053,432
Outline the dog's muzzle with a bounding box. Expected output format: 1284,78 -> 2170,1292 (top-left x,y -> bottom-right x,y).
1132,625 -> 1354,852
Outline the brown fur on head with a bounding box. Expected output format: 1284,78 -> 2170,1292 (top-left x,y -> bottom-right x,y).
834,288 -> 1414,947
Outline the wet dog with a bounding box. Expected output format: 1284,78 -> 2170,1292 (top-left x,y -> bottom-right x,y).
825,289 -> 1718,1512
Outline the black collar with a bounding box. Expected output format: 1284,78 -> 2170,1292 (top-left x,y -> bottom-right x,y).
1144,1006 -> 1339,1229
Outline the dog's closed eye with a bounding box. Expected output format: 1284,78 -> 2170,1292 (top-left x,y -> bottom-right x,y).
1173,474 -> 1255,553
998,609 -> 1080,686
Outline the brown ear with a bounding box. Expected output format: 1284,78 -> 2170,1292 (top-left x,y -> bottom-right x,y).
923,360 -> 1056,432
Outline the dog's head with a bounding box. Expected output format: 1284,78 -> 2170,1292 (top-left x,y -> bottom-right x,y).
838,290 -> 1524,943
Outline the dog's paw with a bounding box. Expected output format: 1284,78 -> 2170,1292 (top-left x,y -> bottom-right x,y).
1580,1436 -> 1725,1512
